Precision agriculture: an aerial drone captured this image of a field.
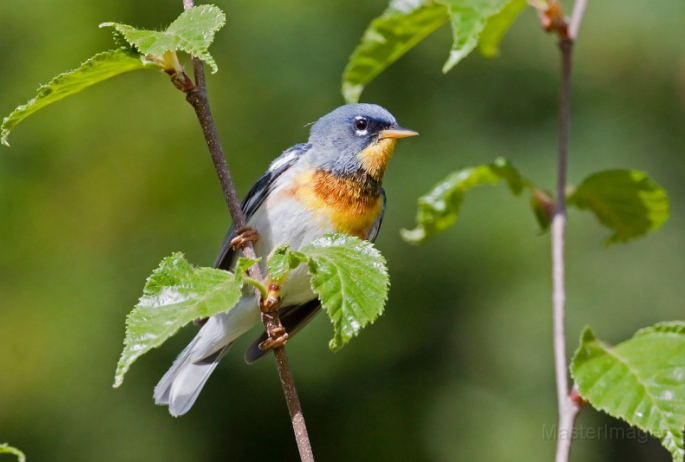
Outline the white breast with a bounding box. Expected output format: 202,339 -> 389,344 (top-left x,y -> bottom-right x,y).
246,170 -> 336,305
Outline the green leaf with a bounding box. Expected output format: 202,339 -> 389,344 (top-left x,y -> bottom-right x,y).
300,234 -> 389,351
0,444 -> 26,462
567,169 -> 669,245
571,323 -> 685,461
267,245 -> 308,282
1,50 -> 155,146
401,157 -> 534,243
101,4 -> 226,73
478,0 -> 527,58
235,256 -> 261,276
264,237 -> 389,350
342,0 -> 450,103
342,0 -> 523,102
441,0 -> 513,72
113,253 -> 243,387
268,245 -> 292,281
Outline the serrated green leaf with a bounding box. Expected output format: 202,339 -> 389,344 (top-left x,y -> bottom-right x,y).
1,50 -> 155,146
267,245 -> 307,282
101,5 -> 226,73
268,245 -> 292,281
342,0 -> 450,103
571,323 -> 685,461
113,252 -> 243,387
300,234 -> 389,351
478,0 -> 527,57
0,444 -> 26,462
235,257 -> 261,276
401,157 -> 534,243
567,169 -> 669,245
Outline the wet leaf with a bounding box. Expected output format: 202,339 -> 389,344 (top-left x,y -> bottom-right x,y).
300,234 -> 389,351
1,50 -> 155,146
572,323 -> 685,461
402,157 -> 534,243
113,253 -> 244,387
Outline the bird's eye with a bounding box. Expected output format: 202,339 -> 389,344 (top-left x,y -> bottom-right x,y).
354,117 -> 368,132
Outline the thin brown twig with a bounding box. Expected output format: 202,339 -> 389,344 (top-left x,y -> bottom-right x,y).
178,2 -> 314,461
543,1 -> 589,461
552,36 -> 581,462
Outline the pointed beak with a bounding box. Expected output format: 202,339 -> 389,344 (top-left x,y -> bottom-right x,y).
378,127 -> 419,140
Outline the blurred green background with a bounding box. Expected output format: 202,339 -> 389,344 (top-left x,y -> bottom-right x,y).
1,1 -> 683,460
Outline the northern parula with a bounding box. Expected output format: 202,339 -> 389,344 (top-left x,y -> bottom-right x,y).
154,103 -> 418,416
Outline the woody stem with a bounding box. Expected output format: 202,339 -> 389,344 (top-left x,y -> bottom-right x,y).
551,1 -> 588,461
177,2 -> 314,461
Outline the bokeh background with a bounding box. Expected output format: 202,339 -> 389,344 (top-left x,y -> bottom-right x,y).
1,0 -> 683,460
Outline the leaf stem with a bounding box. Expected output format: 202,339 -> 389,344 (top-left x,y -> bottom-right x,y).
178,2 -> 314,460
244,276 -> 268,300
550,2 -> 588,461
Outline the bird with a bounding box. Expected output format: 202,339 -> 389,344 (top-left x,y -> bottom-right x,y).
154,103 -> 418,416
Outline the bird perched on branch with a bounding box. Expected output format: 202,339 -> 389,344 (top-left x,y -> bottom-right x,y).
154,103 -> 418,416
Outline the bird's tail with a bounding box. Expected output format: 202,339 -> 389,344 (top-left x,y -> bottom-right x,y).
154,297 -> 261,416
153,336 -> 232,417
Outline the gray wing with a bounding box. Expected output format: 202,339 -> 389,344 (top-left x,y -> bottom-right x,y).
213,143 -> 310,270
366,188 -> 386,244
243,188 -> 387,364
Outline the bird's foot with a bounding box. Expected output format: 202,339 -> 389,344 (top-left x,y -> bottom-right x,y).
230,226 -> 260,250
258,285 -> 287,350
259,325 -> 289,351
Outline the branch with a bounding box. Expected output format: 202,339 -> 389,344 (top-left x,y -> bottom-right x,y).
551,37 -> 580,462
177,2 -> 314,460
539,1 -> 589,461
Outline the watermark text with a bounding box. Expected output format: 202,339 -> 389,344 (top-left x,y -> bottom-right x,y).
542,424 -> 649,443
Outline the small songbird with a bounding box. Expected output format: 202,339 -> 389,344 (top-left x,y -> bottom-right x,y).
154,104 -> 418,416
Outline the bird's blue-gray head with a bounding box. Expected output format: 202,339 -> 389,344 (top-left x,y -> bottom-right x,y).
306,104 -> 417,180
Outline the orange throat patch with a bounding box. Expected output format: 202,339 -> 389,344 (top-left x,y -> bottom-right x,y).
357,138 -> 397,180
292,170 -> 383,239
